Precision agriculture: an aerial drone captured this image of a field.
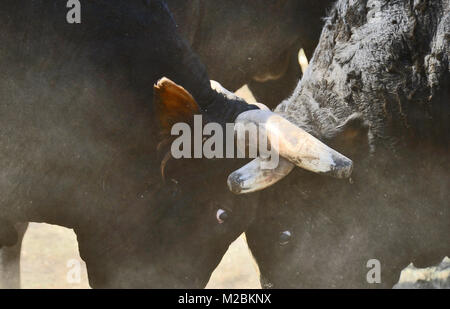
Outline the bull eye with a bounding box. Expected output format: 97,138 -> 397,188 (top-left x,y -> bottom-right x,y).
216,209 -> 229,224
279,230 -> 292,245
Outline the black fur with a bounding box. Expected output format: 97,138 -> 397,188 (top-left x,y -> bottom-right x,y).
0,0 -> 257,288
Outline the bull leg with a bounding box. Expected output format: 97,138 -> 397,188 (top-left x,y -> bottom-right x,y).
0,222 -> 28,289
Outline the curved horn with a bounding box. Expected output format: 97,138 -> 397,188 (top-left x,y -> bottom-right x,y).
234,109 -> 353,178
210,80 -> 353,193
228,158 -> 294,194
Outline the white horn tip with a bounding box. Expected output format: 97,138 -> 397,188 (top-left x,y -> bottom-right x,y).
227,172 -> 245,194
227,158 -> 295,194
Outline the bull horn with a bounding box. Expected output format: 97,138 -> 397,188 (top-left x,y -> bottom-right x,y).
209,80 -> 352,192
228,157 -> 294,194
231,109 -> 353,188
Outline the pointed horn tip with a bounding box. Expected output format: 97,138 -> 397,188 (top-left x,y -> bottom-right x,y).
327,155 -> 353,179
227,173 -> 244,195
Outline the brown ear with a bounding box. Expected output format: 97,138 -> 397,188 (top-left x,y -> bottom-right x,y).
154,77 -> 200,134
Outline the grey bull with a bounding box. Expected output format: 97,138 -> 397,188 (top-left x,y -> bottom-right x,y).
240,0 -> 449,288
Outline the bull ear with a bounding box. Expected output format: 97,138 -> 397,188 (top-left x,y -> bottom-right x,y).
154,77 -> 200,135
328,113 -> 370,158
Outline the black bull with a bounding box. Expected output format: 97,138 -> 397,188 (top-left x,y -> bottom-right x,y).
0,0 -> 347,288
0,0 -> 264,288
246,0 -> 449,288
0,0 -> 339,288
